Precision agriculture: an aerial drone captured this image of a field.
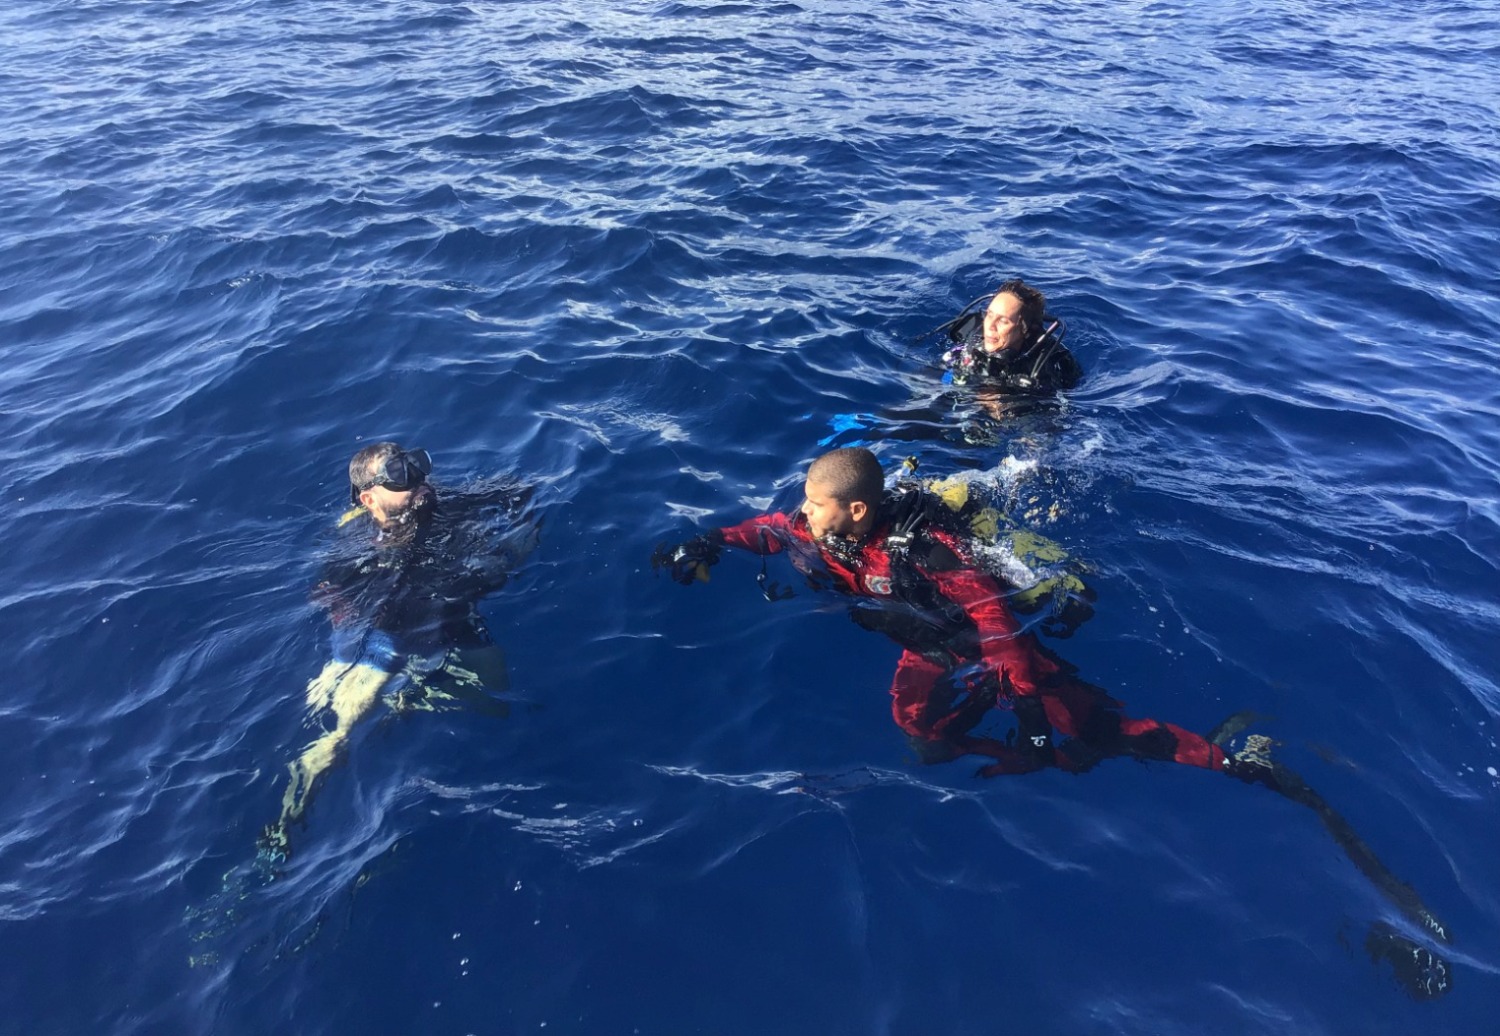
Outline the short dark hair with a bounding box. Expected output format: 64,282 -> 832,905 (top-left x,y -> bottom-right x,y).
995,278 -> 1047,343
349,441 -> 402,495
808,447 -> 883,508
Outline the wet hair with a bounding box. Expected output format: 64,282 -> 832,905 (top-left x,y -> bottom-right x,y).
808,447 -> 884,509
994,278 -> 1047,343
349,441 -> 403,494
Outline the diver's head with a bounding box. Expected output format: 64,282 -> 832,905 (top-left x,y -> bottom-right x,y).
801,447 -> 882,540
348,441 -> 434,526
983,278 -> 1046,354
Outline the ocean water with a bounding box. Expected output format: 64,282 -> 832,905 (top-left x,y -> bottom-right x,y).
2,0 -> 1498,1032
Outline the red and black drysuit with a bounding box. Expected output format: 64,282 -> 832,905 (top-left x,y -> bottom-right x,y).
715,498 -> 1228,778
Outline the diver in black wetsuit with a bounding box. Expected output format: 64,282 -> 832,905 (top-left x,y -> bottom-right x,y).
939,278 -> 1081,396
260,441 -> 537,860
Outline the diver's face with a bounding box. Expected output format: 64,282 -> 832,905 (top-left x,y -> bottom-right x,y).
801,478 -> 864,540
362,481 -> 432,525
982,291 -> 1026,353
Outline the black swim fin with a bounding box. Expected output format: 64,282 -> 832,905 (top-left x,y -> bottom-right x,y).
1366,921 -> 1453,1000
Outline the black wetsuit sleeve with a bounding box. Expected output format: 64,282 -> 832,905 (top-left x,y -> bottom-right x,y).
312,558 -> 369,627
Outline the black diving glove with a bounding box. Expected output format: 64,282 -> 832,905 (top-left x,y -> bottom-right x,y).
651,532 -> 722,585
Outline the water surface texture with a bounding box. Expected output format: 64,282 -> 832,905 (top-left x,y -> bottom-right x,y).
3,1 -> 1498,1033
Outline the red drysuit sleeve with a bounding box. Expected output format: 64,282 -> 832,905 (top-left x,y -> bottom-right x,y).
718,512 -> 799,554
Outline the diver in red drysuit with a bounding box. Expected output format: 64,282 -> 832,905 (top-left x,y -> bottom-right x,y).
654,447 -> 1456,996
654,447 -> 1228,778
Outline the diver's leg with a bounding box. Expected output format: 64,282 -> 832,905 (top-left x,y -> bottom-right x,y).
460,643 -> 509,693
1038,679 -> 1228,772
265,663 -> 394,853
304,660 -> 351,713
890,652 -> 1047,773
890,651 -> 955,761
1116,714 -> 1227,769
440,644 -> 510,716
398,644 -> 510,717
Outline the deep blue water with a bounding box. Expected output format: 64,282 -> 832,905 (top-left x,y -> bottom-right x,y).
3,0 -> 1499,1032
